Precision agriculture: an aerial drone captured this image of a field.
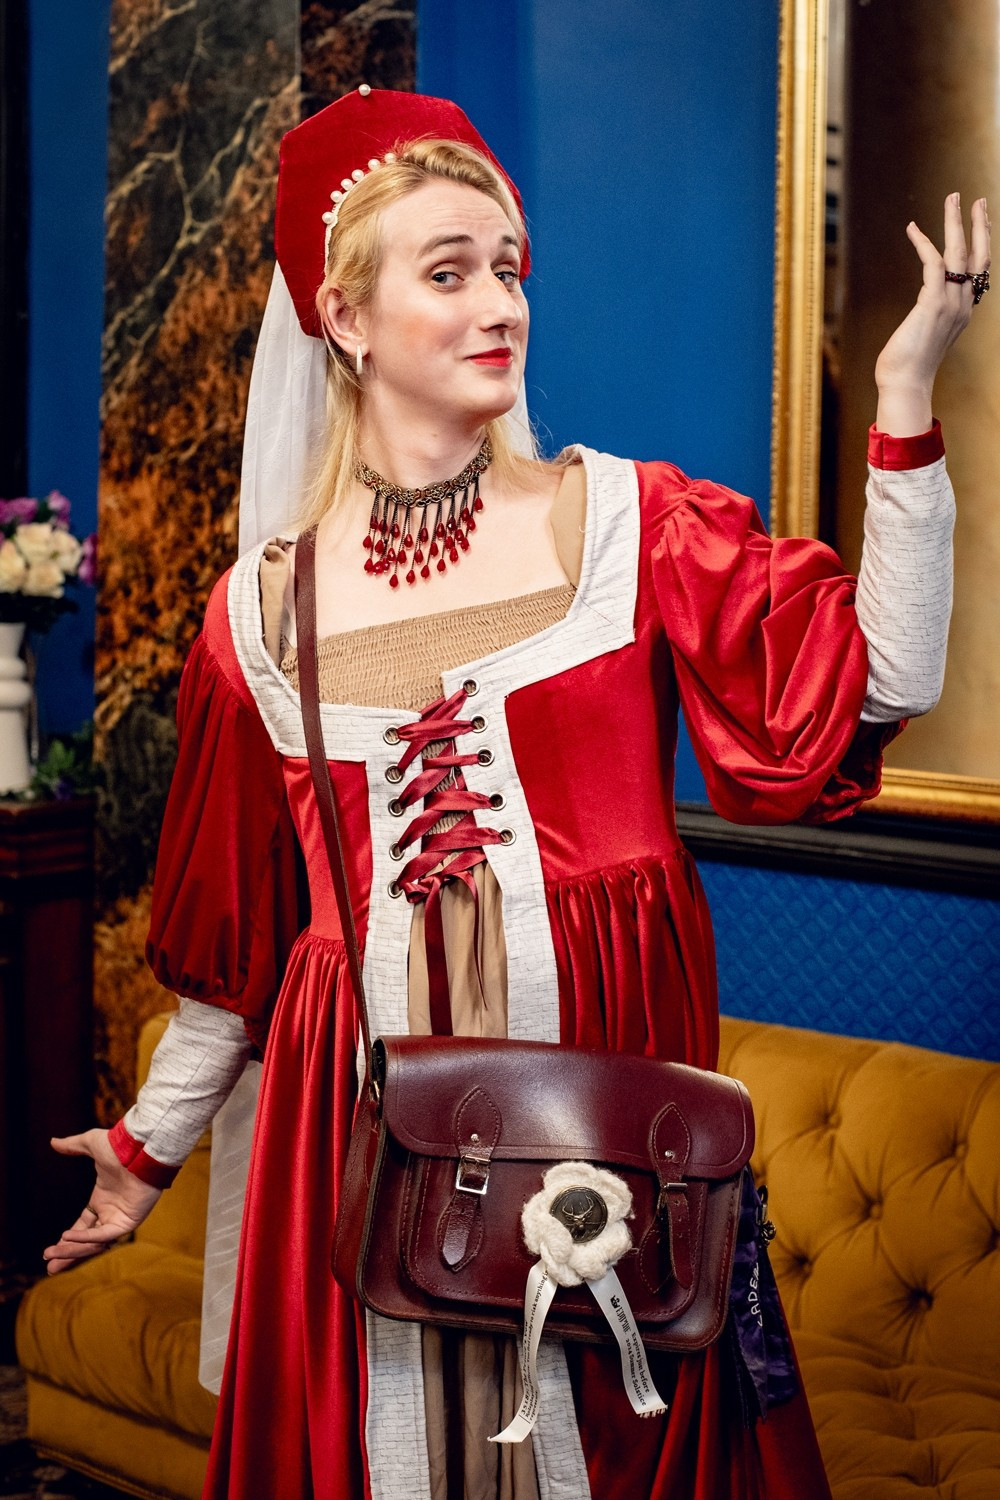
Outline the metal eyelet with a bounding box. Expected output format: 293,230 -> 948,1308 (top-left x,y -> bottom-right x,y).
387,798 -> 404,817
489,792 -> 506,810
462,677 -> 480,696
387,879 -> 403,899
389,842 -> 404,861
477,748 -> 494,766
499,828 -> 516,845
385,765 -> 403,784
383,726 -> 400,746
471,715 -> 487,732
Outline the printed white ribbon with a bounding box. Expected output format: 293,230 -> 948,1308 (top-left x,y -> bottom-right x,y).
491,1164 -> 669,1444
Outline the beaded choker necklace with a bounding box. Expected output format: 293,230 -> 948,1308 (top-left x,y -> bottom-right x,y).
357,437 -> 492,589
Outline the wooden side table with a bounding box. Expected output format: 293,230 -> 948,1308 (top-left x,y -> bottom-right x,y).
0,798 -> 94,1338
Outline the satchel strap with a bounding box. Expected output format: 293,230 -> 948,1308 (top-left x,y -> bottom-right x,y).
294,525 -> 374,1082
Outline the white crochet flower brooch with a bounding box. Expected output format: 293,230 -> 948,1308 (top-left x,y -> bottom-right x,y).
492,1161 -> 667,1445
520,1161 -> 633,1287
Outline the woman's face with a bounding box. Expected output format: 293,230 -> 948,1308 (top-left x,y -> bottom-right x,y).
353,178 -> 528,429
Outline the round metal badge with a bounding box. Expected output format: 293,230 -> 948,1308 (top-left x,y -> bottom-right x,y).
549,1186 -> 609,1243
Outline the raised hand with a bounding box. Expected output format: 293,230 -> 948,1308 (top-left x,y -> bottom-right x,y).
875,193 -> 991,437
43,1128 -> 162,1275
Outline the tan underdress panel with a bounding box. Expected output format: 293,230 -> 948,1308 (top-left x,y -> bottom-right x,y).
260,460 -> 587,1500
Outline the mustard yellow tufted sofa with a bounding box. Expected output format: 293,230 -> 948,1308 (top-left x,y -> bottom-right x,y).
17,1014 -> 1000,1499
718,1016 -> 1000,1500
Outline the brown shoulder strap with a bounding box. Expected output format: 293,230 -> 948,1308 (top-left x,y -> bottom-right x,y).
294,527 -> 374,1079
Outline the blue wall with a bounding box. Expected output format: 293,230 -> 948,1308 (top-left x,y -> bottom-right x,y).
26,0 -> 110,734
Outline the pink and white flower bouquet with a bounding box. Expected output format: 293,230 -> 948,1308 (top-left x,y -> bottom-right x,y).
0,492 -> 96,633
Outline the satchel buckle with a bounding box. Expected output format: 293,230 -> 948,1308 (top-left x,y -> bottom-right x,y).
656,1181 -> 687,1218
455,1153 -> 491,1196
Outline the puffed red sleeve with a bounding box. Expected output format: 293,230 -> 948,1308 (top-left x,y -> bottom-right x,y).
644,463 -> 903,826
145,570 -> 301,1044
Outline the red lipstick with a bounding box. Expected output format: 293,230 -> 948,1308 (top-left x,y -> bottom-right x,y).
468,348 -> 513,366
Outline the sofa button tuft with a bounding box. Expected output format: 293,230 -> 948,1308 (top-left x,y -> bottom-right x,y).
868,1201 -> 882,1221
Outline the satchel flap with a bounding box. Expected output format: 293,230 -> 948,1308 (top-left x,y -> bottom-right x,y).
376,1035 -> 754,1179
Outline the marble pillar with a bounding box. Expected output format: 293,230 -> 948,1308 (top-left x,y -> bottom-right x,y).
95,0 -> 414,1119
302,2 -> 414,119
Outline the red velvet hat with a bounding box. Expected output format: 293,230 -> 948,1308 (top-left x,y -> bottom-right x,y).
274,87 -> 530,339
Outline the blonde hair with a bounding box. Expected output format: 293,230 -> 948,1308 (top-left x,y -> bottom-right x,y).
297,137 -> 549,531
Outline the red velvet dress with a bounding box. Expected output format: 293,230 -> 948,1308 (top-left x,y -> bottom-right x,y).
144,448 -> 904,1499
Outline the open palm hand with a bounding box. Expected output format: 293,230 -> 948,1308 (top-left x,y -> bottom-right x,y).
43,1128 -> 162,1275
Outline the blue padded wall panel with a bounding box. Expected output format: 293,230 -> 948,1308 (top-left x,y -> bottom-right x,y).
702,861 -> 1000,1061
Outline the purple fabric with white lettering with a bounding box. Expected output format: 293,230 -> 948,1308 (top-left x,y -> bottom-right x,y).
726,1169 -> 798,1424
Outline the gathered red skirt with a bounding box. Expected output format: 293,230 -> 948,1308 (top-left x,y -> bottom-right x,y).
203,856 -> 832,1500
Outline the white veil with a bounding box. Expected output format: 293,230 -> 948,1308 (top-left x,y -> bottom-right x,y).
237,264 -> 328,554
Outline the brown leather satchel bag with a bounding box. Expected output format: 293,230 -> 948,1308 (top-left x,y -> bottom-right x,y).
333,1034 -> 753,1352
295,529 -> 754,1356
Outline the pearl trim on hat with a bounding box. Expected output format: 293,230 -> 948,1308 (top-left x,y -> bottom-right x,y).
322,149 -> 398,259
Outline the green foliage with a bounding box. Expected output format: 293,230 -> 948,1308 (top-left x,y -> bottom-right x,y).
29,724 -> 98,801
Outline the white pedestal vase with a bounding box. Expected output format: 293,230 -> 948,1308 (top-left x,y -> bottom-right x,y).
0,622 -> 32,794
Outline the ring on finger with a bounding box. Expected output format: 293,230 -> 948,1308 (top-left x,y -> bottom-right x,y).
944,268 -> 991,305
85,1202 -> 100,1220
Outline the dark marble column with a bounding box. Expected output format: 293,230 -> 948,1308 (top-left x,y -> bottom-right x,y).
302,2 -> 414,119
94,0 -> 414,1118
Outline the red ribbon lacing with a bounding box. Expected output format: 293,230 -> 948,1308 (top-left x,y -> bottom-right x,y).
391,687 -> 506,1035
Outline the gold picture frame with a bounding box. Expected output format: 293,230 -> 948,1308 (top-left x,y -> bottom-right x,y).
771,0 -> 1000,823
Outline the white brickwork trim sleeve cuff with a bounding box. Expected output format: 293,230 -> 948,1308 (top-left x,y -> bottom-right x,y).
121,999 -> 253,1166
856,456 -> 955,723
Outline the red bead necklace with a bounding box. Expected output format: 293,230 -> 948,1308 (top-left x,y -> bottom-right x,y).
356,437 -> 491,589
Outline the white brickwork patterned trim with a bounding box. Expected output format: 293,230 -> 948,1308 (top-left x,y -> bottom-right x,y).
121,999 -> 252,1166
365,1313 -> 433,1500
200,1060 -> 261,1394
857,455 -> 955,723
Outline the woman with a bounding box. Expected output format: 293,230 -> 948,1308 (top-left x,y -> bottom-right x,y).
45,88 -> 988,1500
